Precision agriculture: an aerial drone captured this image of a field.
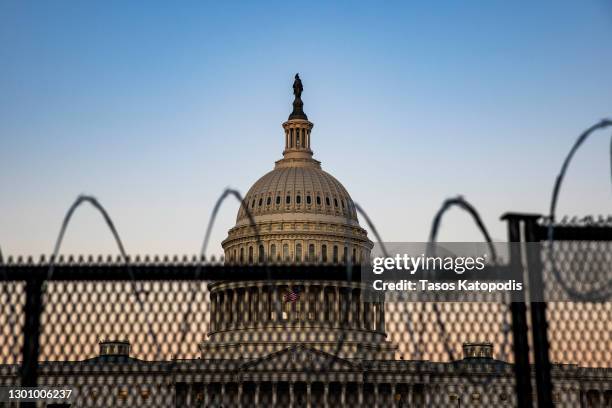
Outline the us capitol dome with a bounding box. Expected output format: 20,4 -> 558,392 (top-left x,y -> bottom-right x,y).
202,74 -> 396,360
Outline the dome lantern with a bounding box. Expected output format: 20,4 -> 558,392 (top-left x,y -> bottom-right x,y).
281,74 -> 315,163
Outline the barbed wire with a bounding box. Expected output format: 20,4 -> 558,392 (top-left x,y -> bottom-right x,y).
47,195 -> 162,359
422,195 -> 510,380
427,196 -> 498,261
548,118 -> 612,302
177,187 -> 265,348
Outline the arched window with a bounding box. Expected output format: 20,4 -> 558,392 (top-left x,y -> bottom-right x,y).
341,200 -> 345,209
343,246 -> 348,262
251,200 -> 256,208
240,248 -> 244,263
321,245 -> 328,263
258,198 -> 263,207
334,198 -> 338,207
325,197 -> 330,206
258,245 -> 265,263
296,195 -> 301,204
276,195 -> 281,205
295,243 -> 302,262
266,197 -> 271,205
306,195 -> 312,205
270,244 -> 276,261
316,196 -> 321,205
286,194 -> 291,204
308,244 -> 315,262
333,245 -> 338,263
283,244 -> 290,262
296,133 -> 300,147
352,248 -> 356,263
248,246 -> 253,263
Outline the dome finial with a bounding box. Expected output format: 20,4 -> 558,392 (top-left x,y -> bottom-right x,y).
289,73 -> 308,120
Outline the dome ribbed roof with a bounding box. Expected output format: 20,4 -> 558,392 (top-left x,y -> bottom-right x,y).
237,165 -> 358,223
232,75 -> 363,230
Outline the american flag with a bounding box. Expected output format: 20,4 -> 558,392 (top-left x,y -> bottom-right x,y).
283,287 -> 301,303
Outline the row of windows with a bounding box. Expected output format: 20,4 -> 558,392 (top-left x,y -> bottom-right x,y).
250,194 -> 348,210
229,243 -> 362,264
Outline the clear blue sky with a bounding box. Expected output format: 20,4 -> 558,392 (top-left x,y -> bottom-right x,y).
1,1 -> 611,257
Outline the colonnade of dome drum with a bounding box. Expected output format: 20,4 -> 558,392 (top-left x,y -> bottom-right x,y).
208,282 -> 385,335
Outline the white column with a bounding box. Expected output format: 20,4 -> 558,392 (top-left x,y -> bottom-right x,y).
244,289 -> 250,327
374,383 -> 379,408
380,301 -> 385,331
186,384 -> 192,407
304,283 -> 310,321
272,383 -> 277,405
334,287 -> 340,325
225,290 -> 231,328
341,383 -> 346,406
290,382 -> 294,406
238,289 -> 244,326
319,287 -> 325,322
209,294 -> 215,332
347,290 -> 353,326
376,301 -> 384,331
355,289 -> 363,329
204,384 -> 210,406
217,293 -> 222,331
255,383 -> 260,406
408,384 -> 413,405
358,384 -> 363,405
391,384 -> 397,406
232,290 -> 238,327
258,286 -> 264,324
238,382 -> 243,406
274,286 -> 281,321
324,383 -> 329,408
221,383 -> 226,407
220,293 -> 225,330
307,383 -> 312,408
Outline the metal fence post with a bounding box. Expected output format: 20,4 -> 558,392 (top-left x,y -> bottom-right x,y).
524,218 -> 553,408
21,278 -> 42,388
502,213 -> 533,408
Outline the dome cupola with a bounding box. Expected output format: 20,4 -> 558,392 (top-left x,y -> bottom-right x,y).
280,73 -> 316,164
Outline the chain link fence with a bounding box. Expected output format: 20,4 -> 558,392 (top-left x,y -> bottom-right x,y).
0,215 -> 611,407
